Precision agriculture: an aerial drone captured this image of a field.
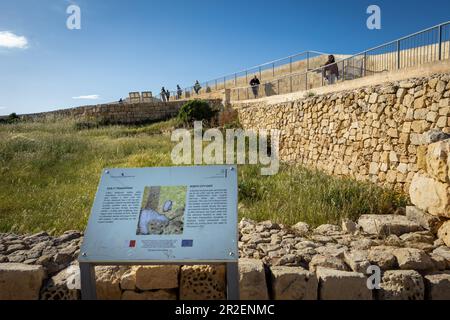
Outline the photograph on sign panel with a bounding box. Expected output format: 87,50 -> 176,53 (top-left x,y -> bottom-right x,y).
137,186 -> 186,235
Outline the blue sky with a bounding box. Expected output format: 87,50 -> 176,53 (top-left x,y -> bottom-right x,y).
0,0 -> 449,115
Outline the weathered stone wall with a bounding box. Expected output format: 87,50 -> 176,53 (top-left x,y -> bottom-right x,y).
20,99 -> 223,125
1,215 -> 450,300
234,73 -> 450,193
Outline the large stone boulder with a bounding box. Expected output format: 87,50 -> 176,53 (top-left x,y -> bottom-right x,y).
378,270 -> 424,300
357,214 -> 422,236
179,265 -> 226,300
437,221 -> 450,247
426,140 -> 450,183
135,265 -> 179,290
424,272 -> 450,300
309,254 -> 349,272
239,259 -> 269,300
0,263 -> 45,300
409,172 -> 450,218
270,266 -> 317,300
316,268 -> 372,300
405,206 -> 445,234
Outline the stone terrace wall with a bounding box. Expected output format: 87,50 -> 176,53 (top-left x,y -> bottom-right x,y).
20,99 -> 223,125
234,73 -> 450,193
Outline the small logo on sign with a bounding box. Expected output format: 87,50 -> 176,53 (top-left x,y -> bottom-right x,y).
181,240 -> 193,247
129,240 -> 136,248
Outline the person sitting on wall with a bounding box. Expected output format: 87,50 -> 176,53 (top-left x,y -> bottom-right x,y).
176,85 -> 182,99
322,55 -> 339,85
161,87 -> 167,102
249,75 -> 261,98
193,80 -> 201,94
119,98 -> 123,104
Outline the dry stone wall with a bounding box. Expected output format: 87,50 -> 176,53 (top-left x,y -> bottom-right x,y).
20,99 -> 223,125
234,73 -> 450,193
1,214 -> 450,300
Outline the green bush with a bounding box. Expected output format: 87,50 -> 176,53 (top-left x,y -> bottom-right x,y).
177,100 -> 216,125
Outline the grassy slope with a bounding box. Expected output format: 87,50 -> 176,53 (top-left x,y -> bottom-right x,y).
0,119 -> 408,234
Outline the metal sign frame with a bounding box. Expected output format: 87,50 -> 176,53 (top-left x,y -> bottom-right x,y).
78,165 -> 240,300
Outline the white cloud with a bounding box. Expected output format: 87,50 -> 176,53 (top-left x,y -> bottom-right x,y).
72,95 -> 100,100
0,107 -> 6,110
0,31 -> 28,49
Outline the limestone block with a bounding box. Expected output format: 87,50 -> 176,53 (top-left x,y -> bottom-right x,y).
379,270 -> 424,300
0,263 -> 45,300
120,266 -> 137,290
270,266 -> 318,300
357,214 -> 422,236
343,250 -> 370,273
392,248 -> 434,271
367,246 -> 398,270
180,265 -> 226,300
316,268 -> 372,300
291,222 -> 310,236
135,265 -> 179,290
409,172 -> 450,218
309,254 -> 349,272
405,206 -> 444,234
121,289 -> 176,300
41,263 -> 80,300
95,266 -> 124,300
437,221 -> 450,247
424,272 -> 450,300
239,258 -> 269,300
426,139 -> 450,183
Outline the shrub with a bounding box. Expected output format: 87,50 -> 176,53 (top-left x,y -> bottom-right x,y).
177,100 -> 216,126
218,107 -> 241,129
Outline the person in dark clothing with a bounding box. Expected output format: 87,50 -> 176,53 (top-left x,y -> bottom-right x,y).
119,98 -> 123,104
161,87 -> 167,102
322,55 -> 339,84
193,80 -> 201,94
249,76 -> 261,98
177,85 -> 182,99
165,90 -> 170,101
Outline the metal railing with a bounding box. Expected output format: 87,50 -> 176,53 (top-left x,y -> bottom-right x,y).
231,21 -> 450,101
153,50 -> 327,101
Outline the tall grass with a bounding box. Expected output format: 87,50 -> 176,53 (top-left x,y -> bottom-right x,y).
0,118 -> 408,234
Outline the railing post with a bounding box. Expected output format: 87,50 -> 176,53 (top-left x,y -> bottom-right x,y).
234,73 -> 237,86
290,57 -> 292,73
397,40 -> 401,69
305,72 -> 308,91
438,25 -> 443,60
215,79 -> 217,90
259,67 -> 262,81
290,75 -> 292,93
363,52 -> 367,77
245,71 -> 248,84
272,63 -> 275,76
224,77 -> 226,89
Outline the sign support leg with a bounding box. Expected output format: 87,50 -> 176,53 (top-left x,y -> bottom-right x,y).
226,262 -> 240,300
80,262 -> 97,300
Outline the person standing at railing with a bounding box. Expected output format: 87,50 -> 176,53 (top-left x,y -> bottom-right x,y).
322,55 -> 339,85
177,85 -> 182,99
249,76 -> 261,98
166,89 -> 171,102
161,87 -> 167,102
194,80 -> 201,94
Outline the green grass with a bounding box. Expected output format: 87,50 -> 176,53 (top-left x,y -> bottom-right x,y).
0,118 -> 408,234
